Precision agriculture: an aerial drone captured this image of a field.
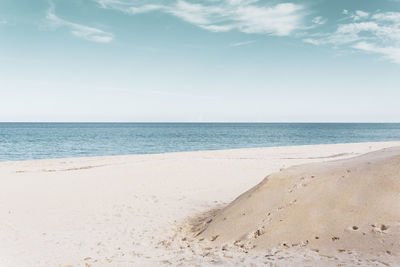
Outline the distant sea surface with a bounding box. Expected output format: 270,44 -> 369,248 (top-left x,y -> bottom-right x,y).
0,123 -> 400,162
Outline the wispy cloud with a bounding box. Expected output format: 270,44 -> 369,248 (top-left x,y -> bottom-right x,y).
0,19 -> 8,25
304,10 -> 400,64
95,0 -> 307,36
353,42 -> 400,64
351,10 -> 370,21
312,16 -> 326,25
229,40 -> 255,47
46,2 -> 113,43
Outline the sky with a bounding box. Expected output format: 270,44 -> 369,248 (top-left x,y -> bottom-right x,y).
0,0 -> 400,122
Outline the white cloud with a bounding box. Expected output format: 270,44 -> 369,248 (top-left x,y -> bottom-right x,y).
46,2 -> 113,43
312,16 -> 326,25
303,38 -> 320,45
0,19 -> 8,25
304,10 -> 400,64
96,0 -> 306,36
200,24 -> 235,32
129,4 -> 164,14
372,12 -> 400,24
351,10 -> 369,21
353,42 -> 400,64
229,40 -> 255,47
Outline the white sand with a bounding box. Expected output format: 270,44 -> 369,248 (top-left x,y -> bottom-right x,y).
0,141 -> 399,266
199,146 -> 400,266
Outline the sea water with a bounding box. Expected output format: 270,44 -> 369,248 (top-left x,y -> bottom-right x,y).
0,123 -> 400,161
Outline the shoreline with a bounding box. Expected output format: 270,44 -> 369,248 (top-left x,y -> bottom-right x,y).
1,141 -> 400,266
1,140 -> 400,164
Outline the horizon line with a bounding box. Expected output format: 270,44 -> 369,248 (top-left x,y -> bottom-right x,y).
1,121 -> 400,124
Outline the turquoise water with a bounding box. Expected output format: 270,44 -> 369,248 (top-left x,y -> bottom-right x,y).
0,123 -> 400,162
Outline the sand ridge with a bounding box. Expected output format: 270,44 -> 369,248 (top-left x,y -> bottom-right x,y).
195,146 -> 400,265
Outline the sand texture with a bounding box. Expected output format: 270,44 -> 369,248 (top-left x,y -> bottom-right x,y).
0,141 -> 399,266
198,146 -> 400,266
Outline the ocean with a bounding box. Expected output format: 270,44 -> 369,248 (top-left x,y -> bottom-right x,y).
0,123 -> 400,162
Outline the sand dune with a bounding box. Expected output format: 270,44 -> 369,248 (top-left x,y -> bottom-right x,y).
197,146 -> 400,263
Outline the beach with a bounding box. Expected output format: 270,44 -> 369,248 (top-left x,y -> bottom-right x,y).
1,141 -> 400,266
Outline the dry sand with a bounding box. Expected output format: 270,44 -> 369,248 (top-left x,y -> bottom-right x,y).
0,141 -> 399,266
198,146 -> 400,266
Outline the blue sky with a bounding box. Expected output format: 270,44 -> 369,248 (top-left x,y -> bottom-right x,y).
1,0 -> 400,122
